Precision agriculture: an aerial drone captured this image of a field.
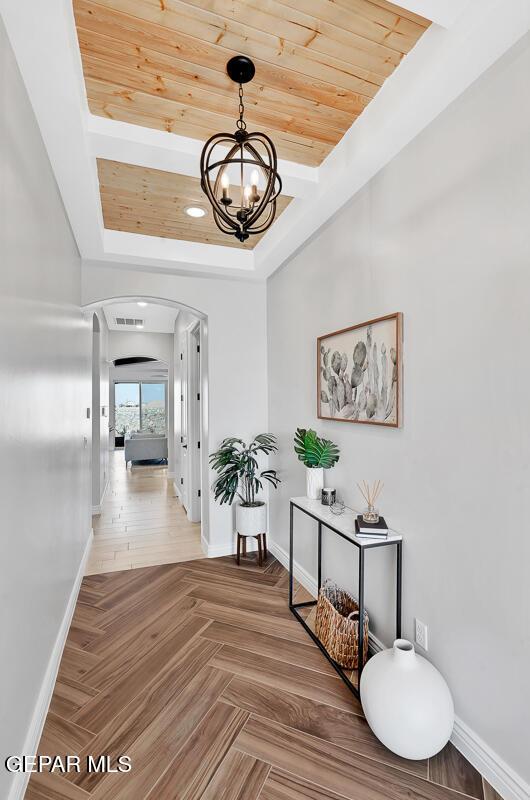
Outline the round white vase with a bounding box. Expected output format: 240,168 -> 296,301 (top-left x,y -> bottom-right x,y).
306,467 -> 324,500
236,502 -> 267,536
360,639 -> 454,760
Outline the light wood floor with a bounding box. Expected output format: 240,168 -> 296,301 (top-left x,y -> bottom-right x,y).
28,554 -> 502,800
87,450 -> 203,575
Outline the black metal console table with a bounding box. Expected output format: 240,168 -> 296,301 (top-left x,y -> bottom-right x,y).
289,497 -> 403,699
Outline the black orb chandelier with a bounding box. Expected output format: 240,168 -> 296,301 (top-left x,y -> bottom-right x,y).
200,55 -> 282,243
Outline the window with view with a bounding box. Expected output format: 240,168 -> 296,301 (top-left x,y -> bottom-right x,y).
114,382 -> 166,436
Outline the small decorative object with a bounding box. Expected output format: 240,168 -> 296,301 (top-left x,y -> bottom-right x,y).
200,55 -> 282,243
315,580 -> 369,669
294,428 -> 340,500
209,435 -> 280,564
330,500 -> 346,515
357,480 -> 383,524
321,488 -> 336,506
317,313 -> 402,427
360,639 -> 454,759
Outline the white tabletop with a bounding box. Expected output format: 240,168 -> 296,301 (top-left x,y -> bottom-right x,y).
290,496 -> 403,546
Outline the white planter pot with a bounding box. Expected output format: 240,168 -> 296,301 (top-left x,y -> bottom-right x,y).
306,467 -> 324,500
236,502 -> 267,537
360,639 -> 454,760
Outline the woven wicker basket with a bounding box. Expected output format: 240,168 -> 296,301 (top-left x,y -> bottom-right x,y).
315,580 -> 369,669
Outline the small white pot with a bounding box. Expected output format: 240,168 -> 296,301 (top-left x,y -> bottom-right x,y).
306,467 -> 324,500
360,639 -> 454,760
236,502 -> 267,536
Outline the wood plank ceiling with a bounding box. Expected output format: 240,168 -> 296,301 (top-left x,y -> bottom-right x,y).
74,0 -> 430,246
97,158 -> 291,248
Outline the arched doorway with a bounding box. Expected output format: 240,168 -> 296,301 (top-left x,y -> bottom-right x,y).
83,296 -> 208,574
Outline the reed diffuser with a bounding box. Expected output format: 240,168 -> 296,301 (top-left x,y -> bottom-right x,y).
357,480 -> 384,524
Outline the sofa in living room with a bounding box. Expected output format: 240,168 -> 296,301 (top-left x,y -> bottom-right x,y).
124,431 -> 168,467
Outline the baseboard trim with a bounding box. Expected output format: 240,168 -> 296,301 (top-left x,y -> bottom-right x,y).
173,480 -> 182,501
92,474 -> 109,516
267,535 -> 528,800
267,538 -> 317,595
451,718 -> 529,800
206,539 -> 236,558
8,530 -> 93,800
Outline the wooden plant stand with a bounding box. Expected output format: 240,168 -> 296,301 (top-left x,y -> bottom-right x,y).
236,532 -> 267,567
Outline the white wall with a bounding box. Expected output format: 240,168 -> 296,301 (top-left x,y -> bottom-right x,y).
108,329 -> 174,364
267,35 -> 530,791
82,269 -> 268,554
0,19 -> 91,798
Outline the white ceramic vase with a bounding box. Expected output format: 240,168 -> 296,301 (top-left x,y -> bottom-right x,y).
306,467 -> 324,500
360,639 -> 454,760
236,502 -> 267,536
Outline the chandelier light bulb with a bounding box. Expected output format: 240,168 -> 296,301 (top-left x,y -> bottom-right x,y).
243,184 -> 252,208
220,170 -> 231,205
250,168 -> 260,202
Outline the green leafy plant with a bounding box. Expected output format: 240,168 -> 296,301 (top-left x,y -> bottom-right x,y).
210,434 -> 281,506
294,428 -> 340,469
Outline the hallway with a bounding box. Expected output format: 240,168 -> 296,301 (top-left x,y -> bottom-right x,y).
86,450 -> 203,574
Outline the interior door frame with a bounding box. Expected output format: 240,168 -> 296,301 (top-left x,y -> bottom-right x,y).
180,322 -> 202,523
82,295 -> 209,551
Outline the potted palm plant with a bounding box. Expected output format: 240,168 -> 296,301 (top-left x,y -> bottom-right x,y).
294,427 -> 340,500
209,434 -> 281,537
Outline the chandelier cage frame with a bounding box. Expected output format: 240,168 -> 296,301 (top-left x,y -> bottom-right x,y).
199,56 -> 282,243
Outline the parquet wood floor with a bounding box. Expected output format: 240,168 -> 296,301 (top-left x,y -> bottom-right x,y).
87,450 -> 203,575
27,552 -> 501,800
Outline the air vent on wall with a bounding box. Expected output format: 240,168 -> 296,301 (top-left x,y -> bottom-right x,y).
115,317 -> 144,326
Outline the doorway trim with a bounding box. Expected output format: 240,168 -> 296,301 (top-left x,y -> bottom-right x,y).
82,295 -> 209,550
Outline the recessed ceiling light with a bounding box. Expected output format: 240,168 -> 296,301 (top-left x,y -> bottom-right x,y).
137,301 -> 147,307
185,206 -> 207,218
136,323 -> 144,330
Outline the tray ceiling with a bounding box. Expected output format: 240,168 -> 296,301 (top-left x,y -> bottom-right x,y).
70,0 -> 431,252
9,0 -> 517,279
74,0 -> 429,168
73,0 -> 429,251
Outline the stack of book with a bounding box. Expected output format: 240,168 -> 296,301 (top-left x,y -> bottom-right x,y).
355,515 -> 388,539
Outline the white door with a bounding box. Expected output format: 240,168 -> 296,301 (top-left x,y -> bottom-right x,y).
179,331 -> 190,512
188,324 -> 201,523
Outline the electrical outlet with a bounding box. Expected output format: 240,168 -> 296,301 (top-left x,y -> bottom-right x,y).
415,618 -> 428,651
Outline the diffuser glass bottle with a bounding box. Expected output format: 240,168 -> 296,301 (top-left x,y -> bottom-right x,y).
357,480 -> 383,524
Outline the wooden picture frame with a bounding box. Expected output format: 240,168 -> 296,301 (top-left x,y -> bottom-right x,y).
317,313 -> 403,428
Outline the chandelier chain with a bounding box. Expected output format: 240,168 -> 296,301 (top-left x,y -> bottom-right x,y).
236,83 -> 246,130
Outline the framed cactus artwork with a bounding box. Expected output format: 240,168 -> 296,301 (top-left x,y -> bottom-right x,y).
317,313 -> 403,427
